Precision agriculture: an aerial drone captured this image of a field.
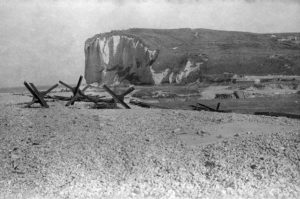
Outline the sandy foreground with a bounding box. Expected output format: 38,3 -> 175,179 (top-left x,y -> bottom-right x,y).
0,93 -> 300,198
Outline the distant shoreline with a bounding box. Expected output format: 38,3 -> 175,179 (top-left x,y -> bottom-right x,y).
0,85 -> 71,94
1,74 -> 299,93
0,86 -> 27,94
0,86 -> 56,94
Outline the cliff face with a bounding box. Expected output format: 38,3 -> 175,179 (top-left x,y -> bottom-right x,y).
85,35 -> 159,85
85,31 -> 208,85
85,28 -> 300,85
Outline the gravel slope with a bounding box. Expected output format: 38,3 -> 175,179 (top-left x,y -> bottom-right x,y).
0,95 -> 299,198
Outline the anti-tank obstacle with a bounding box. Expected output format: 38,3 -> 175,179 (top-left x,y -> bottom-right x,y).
22,76 -> 135,109
102,85 -> 135,109
58,76 -> 108,106
23,82 -> 58,108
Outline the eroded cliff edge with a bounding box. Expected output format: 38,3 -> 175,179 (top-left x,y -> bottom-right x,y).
85,28 -> 300,85
84,29 -> 208,85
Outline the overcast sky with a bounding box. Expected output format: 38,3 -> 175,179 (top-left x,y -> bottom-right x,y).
0,0 -> 299,87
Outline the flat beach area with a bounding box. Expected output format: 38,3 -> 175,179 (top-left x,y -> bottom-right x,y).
0,92 -> 299,198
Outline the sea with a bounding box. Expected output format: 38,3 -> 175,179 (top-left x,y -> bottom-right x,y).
0,85 -> 64,94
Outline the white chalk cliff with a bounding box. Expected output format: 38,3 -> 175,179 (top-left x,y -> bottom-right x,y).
85,34 -> 158,85
84,29 -> 208,85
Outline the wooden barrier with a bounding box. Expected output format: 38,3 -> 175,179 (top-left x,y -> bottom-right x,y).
102,85 -> 134,109
190,102 -> 231,113
59,76 -> 101,106
23,82 -> 58,108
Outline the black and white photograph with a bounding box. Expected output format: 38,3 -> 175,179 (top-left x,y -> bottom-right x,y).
0,0 -> 299,198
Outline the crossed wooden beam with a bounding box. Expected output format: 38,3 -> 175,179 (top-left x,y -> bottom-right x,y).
103,85 -> 135,109
190,102 -> 231,113
58,76 -> 94,106
23,81 -> 58,108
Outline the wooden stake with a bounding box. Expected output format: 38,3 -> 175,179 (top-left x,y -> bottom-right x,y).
23,82 -> 58,108
103,85 -> 131,109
